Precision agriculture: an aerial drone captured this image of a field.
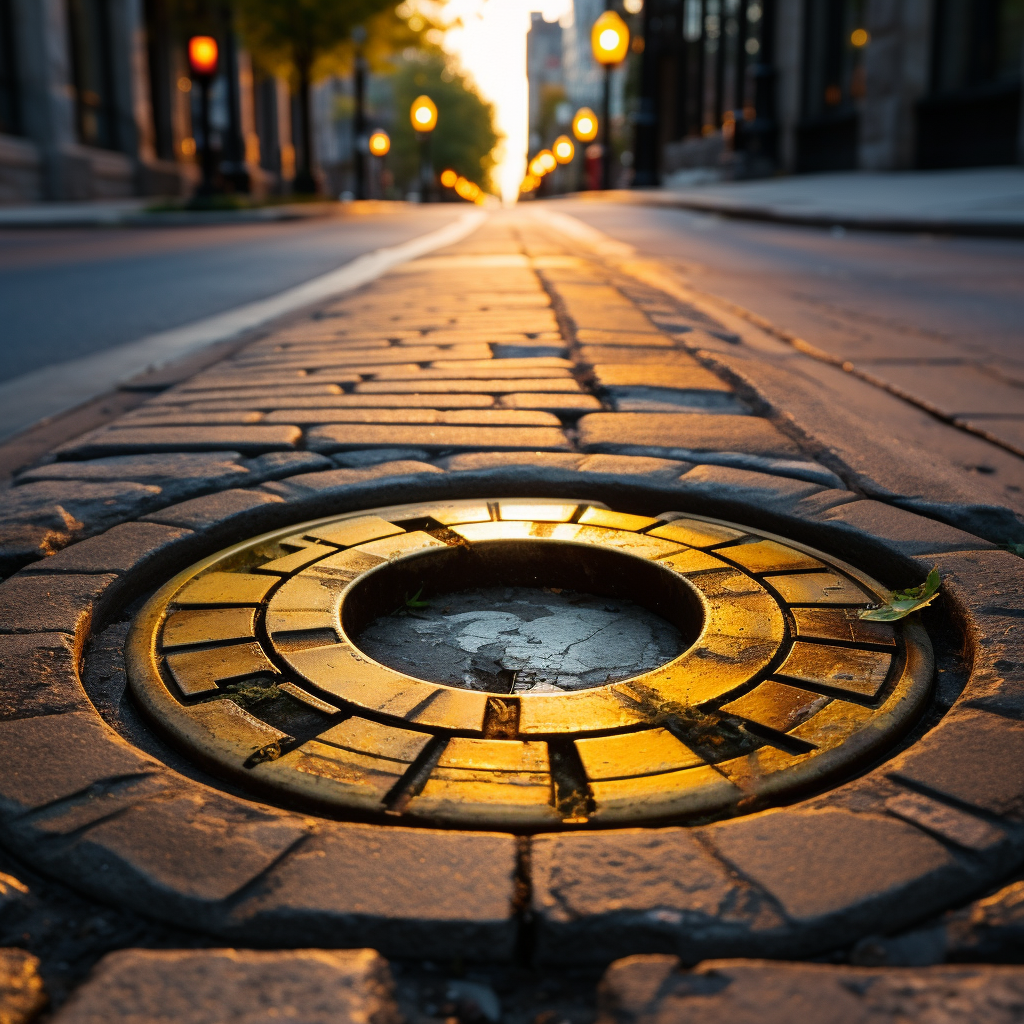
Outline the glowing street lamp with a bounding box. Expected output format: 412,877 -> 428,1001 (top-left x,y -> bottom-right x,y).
410,95 -> 438,132
553,135 -> 575,163
188,35 -> 219,197
590,10 -> 629,189
440,168 -> 458,188
410,95 -> 438,202
368,131 -> 390,156
537,149 -> 557,173
572,107 -> 599,143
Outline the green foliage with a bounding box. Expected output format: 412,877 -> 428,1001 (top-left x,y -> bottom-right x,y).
233,0 -> 390,76
389,50 -> 501,194
859,568 -> 941,621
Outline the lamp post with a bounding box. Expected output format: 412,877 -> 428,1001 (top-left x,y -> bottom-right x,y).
553,134 -> 574,193
188,35 -> 219,197
590,9 -> 629,190
572,107 -> 599,191
352,26 -> 368,199
410,94 -> 438,202
368,130 -> 390,199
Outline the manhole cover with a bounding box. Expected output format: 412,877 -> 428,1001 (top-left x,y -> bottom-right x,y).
127,499 -> 932,827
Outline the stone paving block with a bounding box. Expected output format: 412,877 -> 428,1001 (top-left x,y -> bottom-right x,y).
0,711 -> 159,816
497,393 -> 603,413
307,425 -> 570,453
0,574 -> 117,638
20,523 -> 192,581
48,791 -> 308,919
596,956 -> 1024,1024
578,346 -> 698,364
55,426 -> 302,458
0,948 -> 45,1024
592,364 -> 733,391
141,489 -> 284,534
0,633 -> 91,721
608,387 -> 749,414
439,452 -> 586,473
942,878 -> 1024,961
369,366 -> 574,381
51,948 -> 398,1024
887,710 -> 1024,821
530,828 -> 785,963
810,499 -> 996,557
264,409 -> 560,426
354,379 -> 583,394
227,823 -> 519,958
573,454 -> 690,479
332,450 -> 434,467
260,461 -> 444,501
578,413 -> 807,459
576,329 -> 672,346
702,808 -> 962,944
916,549 -> 1024,715
0,480 -> 163,574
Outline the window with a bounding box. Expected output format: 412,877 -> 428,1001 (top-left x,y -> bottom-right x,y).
0,0 -> 19,135
931,0 -> 1024,94
67,0 -> 119,149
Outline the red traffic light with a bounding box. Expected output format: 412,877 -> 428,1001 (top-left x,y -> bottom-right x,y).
188,36 -> 219,77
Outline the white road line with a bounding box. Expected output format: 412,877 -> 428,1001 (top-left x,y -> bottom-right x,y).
0,209 -> 487,443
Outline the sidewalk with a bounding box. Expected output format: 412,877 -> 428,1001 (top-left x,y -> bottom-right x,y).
0,207 -> 1022,1021
0,197 -> 392,228
622,166 -> 1024,236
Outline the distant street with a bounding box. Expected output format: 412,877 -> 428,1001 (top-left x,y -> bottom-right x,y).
0,205 -> 462,384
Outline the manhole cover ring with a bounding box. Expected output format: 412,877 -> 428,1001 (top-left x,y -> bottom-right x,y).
126,499 -> 933,828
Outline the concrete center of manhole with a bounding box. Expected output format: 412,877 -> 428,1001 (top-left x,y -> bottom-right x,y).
125,499 -> 934,829
354,586 -> 686,693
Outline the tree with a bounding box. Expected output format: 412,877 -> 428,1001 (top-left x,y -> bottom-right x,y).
233,0 -> 396,192
390,50 -> 501,195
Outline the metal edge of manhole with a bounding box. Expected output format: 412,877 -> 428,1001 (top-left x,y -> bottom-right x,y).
125,498 -> 933,829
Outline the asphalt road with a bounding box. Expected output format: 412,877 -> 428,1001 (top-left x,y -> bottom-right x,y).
0,204 -> 462,384
550,197 -> 1024,454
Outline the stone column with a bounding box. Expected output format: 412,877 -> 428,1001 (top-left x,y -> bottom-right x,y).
859,0 -> 932,170
13,0 -> 81,198
774,0 -> 803,173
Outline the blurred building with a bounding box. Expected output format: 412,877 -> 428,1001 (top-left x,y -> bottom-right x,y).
527,12 -> 565,154
632,0 -> 1024,185
0,0 -> 326,204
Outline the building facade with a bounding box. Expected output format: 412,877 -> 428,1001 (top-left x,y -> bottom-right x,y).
632,0 -> 1024,184
0,0 -> 318,204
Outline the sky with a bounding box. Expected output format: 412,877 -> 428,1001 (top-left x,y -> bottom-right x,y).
443,0 -> 573,203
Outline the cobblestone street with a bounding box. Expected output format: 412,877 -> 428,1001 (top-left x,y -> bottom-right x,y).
1,207 -> 1023,1022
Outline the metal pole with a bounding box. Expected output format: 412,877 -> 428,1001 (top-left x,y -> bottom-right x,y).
353,43 -> 367,199
632,0 -> 658,186
199,76 -> 215,195
601,62 -> 612,189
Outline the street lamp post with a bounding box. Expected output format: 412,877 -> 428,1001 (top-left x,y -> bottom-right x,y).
188,35 -> 219,197
352,26 -> 368,200
368,130 -> 390,199
410,94 -> 438,202
591,10 -> 629,190
572,107 -> 599,191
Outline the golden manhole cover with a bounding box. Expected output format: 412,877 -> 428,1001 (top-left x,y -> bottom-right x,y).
126,499 -> 932,827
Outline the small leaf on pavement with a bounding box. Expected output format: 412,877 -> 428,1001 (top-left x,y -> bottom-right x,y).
858,568 -> 941,621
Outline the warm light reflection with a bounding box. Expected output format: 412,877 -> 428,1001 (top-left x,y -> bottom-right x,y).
553,135 -> 574,163
188,35 -> 219,77
410,95 -> 438,132
572,107 -> 599,142
368,130 -> 391,156
591,11 -> 629,65
440,168 -> 458,188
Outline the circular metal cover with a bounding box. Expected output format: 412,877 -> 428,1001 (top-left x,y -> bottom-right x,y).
126,499 -> 933,828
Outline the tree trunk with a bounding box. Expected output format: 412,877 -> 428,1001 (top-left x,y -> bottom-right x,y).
294,56 -> 317,194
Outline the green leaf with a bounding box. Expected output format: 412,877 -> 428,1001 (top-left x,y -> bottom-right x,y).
858,568 -> 941,621
405,587 -> 431,610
